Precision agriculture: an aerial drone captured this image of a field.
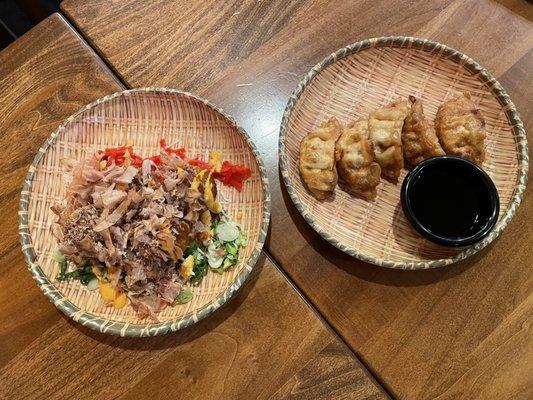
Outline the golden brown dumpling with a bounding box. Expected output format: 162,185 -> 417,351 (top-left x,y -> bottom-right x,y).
402,96 -> 445,165
435,92 -> 486,165
299,116 -> 342,199
368,99 -> 410,182
335,119 -> 381,199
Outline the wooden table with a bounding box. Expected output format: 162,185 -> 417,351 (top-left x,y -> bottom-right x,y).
60,1 -> 533,398
0,14 -> 387,400
0,0 -> 531,398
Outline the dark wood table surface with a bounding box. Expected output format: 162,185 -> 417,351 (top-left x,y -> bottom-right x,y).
1,0 -> 531,398
60,1 -> 533,399
0,14 -> 387,400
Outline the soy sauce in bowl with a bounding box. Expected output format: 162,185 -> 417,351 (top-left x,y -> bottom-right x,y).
401,156 -> 499,247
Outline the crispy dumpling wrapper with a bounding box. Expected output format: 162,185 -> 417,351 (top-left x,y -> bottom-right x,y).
435,92 -> 486,165
368,99 -> 410,182
402,96 -> 445,165
335,119 -> 381,200
299,116 -> 342,199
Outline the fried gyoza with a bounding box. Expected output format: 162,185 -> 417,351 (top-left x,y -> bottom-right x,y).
435,92 -> 486,165
402,96 -> 445,166
299,116 -> 342,199
335,119 -> 381,199
368,99 -> 410,182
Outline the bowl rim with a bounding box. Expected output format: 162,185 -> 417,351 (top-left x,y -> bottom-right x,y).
400,156 -> 500,247
19,87 -> 271,337
278,36 -> 529,270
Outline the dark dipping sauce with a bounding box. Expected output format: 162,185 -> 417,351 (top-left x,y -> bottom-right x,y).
401,156 -> 499,247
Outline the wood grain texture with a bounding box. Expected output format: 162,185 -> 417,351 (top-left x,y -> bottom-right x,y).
60,0 -> 533,398
0,12 -> 123,368
0,254 -> 387,400
0,13 -> 386,400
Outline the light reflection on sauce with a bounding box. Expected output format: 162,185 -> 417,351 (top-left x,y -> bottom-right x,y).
409,164 -> 493,240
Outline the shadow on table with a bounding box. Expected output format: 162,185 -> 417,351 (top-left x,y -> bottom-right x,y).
265,214 -> 272,249
278,169 -> 496,287
64,252 -> 265,349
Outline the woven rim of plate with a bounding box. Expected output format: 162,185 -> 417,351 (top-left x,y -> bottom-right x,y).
278,36 -> 529,270
19,87 -> 271,337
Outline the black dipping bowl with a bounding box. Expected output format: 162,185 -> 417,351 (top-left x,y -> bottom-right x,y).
401,156 -> 500,247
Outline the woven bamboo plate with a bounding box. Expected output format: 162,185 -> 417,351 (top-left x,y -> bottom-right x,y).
19,88 -> 270,336
279,37 -> 528,269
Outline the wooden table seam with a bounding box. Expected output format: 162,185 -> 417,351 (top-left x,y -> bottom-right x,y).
55,13 -> 394,397
263,248 -> 396,400
0,9 -> 393,399
47,3 -> 533,397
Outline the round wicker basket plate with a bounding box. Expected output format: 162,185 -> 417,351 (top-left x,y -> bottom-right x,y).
20,88 -> 270,336
279,37 -> 528,269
